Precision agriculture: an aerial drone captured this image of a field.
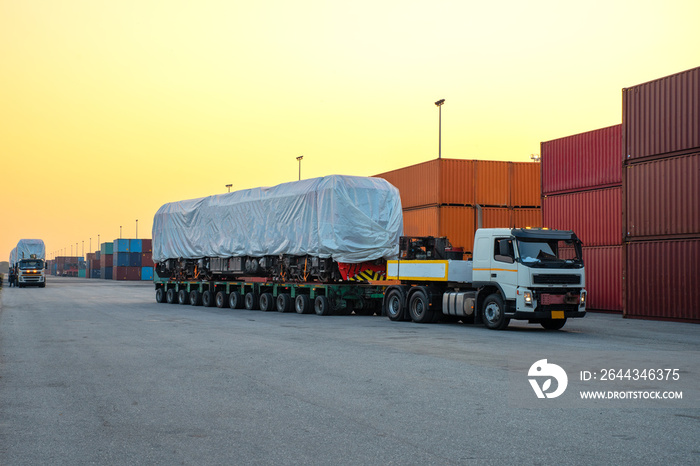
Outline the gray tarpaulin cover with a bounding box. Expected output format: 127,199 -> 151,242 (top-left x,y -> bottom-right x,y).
15,239 -> 46,261
9,247 -> 17,266
152,175 -> 403,264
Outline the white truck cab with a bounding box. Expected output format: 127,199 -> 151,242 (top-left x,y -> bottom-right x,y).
385,228 -> 586,330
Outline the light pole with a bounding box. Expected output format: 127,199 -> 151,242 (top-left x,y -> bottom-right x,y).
435,99 -> 445,159
296,156 -> 303,181
136,219 -> 138,239
120,226 -> 122,239
226,184 -> 232,193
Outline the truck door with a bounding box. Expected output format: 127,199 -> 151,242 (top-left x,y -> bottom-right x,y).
490,237 -> 518,298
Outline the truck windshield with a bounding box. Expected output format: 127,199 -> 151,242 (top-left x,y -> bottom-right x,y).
19,260 -> 43,270
516,239 -> 583,268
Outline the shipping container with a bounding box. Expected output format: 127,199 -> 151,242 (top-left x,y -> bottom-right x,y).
101,254 -> 113,268
100,267 -> 113,280
543,187 -> 622,246
512,208 -> 542,229
113,239 -> 130,253
114,252 -> 130,268
141,239 -> 153,253
541,125 -> 622,195
624,151 -> 700,239
582,246 -> 622,312
141,267 -> 154,281
624,238 -> 700,321
141,252 -> 154,268
129,252 -> 142,267
623,67 -> 700,161
114,266 -> 141,281
100,242 -> 113,255
374,158 -> 540,209
130,239 -> 142,253
511,162 -> 542,207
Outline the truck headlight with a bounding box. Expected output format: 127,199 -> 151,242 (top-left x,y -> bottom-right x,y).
580,290 -> 587,307
524,291 -> 533,306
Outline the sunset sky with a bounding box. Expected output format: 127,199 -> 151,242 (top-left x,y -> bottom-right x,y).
1,0 -> 698,261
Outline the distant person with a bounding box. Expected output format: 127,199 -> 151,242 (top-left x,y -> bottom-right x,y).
8,266 -> 15,287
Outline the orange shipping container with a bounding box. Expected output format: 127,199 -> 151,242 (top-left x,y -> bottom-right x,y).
475,161 -> 510,206
511,162 -> 541,207
512,208 -> 542,228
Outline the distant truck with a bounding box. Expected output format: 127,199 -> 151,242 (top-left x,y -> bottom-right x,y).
14,239 -> 46,288
384,228 -> 586,330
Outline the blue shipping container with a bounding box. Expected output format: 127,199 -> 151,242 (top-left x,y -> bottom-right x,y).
100,266 -> 113,280
141,267 -> 154,281
114,252 -> 130,267
130,239 -> 142,253
129,252 -> 141,267
113,239 -> 130,253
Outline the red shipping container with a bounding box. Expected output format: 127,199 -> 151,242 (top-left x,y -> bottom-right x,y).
582,246 -> 622,312
141,252 -> 154,268
141,239 -> 153,253
101,254 -> 113,267
541,125 -> 622,195
543,187 -> 622,246
623,67 -> 700,161
624,151 -> 700,239
624,238 -> 700,322
113,266 -> 141,281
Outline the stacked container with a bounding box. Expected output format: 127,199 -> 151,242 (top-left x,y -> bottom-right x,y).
622,67 -> 700,322
100,242 -> 114,280
54,256 -> 82,277
374,159 -> 541,255
86,252 -> 101,279
541,125 -> 623,312
111,239 -> 154,280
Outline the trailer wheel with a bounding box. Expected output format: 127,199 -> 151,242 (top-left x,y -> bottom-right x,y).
541,318 -> 567,330
245,292 -> 259,310
409,290 -> 434,323
259,293 -> 274,312
202,290 -> 215,307
166,288 -> 177,304
277,293 -> 292,313
189,290 -> 202,306
155,288 -> 166,303
314,295 -> 331,316
295,294 -> 311,314
229,291 -> 243,309
385,288 -> 406,321
178,289 -> 189,305
482,293 -> 509,330
215,291 -> 228,308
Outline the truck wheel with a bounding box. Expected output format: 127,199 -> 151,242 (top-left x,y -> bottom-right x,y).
482,293 -> 509,330
155,288 -> 166,303
178,289 -> 189,305
385,288 -> 406,321
314,295 -> 331,316
189,290 -> 202,306
541,318 -> 567,330
215,291 -> 228,308
409,290 -> 434,323
166,288 -> 177,304
277,293 -> 292,313
202,290 -> 215,307
259,293 -> 274,312
245,292 -> 259,310
295,294 -> 311,314
229,291 -> 243,309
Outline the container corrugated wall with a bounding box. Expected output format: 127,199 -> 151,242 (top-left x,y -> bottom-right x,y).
624,239 -> 700,321
375,160 -> 440,208
624,151 -> 700,239
512,208 -> 542,228
543,187 -> 622,246
475,161 -> 511,206
582,246 -> 622,311
541,125 -> 622,195
623,67 -> 700,161
511,163 -> 542,207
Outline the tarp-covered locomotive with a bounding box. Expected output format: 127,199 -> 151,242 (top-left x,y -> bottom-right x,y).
152,175 -> 403,282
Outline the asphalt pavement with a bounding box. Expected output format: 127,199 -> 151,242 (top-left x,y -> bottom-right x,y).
1,277 -> 698,465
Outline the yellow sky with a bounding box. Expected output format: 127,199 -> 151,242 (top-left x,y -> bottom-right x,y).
1,0 -> 698,260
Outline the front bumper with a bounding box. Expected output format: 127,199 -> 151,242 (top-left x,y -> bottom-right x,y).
507,308 -> 586,320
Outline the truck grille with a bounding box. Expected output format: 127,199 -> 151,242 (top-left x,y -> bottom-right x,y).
533,274 -> 580,285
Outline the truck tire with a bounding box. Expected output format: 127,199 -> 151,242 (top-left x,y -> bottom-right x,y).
166,288 -> 177,304
409,290 -> 434,323
482,293 -> 509,330
155,288 -> 166,303
259,293 -> 274,312
295,294 -> 311,314
189,290 -> 202,306
314,295 -> 331,316
385,288 -> 406,321
541,318 -> 567,330
245,292 -> 258,310
178,289 -> 189,305
229,291 -> 243,309
277,293 -> 292,313
202,290 -> 215,307
215,291 -> 228,308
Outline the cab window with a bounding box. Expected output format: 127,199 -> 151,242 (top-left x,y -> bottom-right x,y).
494,238 -> 514,263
